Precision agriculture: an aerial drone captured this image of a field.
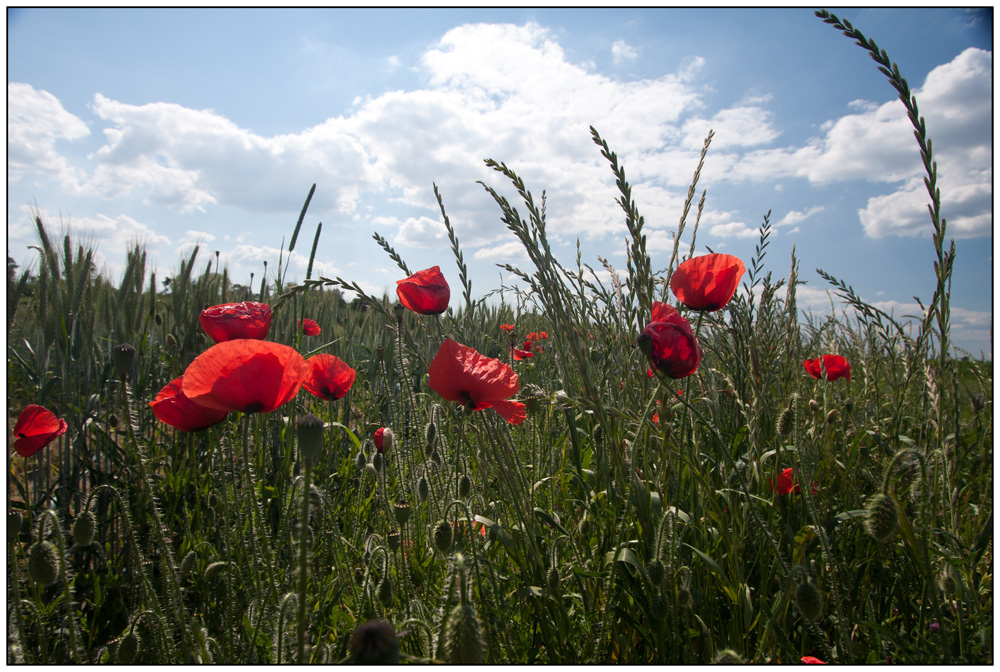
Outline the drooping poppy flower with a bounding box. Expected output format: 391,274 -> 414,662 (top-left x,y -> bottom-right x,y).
427,339 -> 526,425
651,301 -> 679,323
12,405 -> 68,457
638,312 -> 701,379
801,656 -> 827,664
770,467 -> 818,496
199,301 -> 272,343
300,318 -> 321,336
669,253 -> 746,312
182,339 -> 307,413
302,354 -> 357,401
513,347 -> 534,361
803,355 -> 852,383
149,376 -> 229,432
395,266 -> 450,315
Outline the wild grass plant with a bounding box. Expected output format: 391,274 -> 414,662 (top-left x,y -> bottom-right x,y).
6,11 -> 992,664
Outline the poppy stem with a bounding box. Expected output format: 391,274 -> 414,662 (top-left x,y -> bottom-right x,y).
296,459 -> 311,662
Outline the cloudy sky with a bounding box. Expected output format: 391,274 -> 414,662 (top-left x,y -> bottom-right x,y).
7,7 -> 993,355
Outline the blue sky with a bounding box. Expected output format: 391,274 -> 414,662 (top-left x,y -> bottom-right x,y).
7,7 -> 993,356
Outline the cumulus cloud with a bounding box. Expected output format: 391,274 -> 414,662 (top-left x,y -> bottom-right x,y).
611,40 -> 638,64
8,83 -> 90,187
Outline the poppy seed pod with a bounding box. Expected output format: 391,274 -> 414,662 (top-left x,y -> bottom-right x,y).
113,343 -> 136,379
714,649 -> 744,664
443,602 -> 486,664
72,510 -> 97,547
432,520 -> 454,554
865,493 -> 900,543
28,540 -> 61,586
393,501 -> 412,526
349,620 -> 399,665
116,632 -> 140,664
297,414 -> 325,467
795,580 -> 824,622
387,530 -> 401,552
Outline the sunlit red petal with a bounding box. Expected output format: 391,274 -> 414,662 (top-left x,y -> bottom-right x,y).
182,339 -> 307,413
803,357 -> 823,379
651,301 -> 679,323
489,399 -> 527,425
199,301 -> 272,343
303,354 -> 357,401
821,354 -> 851,382
669,254 -> 746,312
149,376 -> 229,432
428,339 -> 520,409
640,313 -> 701,379
513,348 -> 534,360
12,404 -> 68,457
300,318 -> 321,336
801,656 -> 827,664
396,266 -> 450,315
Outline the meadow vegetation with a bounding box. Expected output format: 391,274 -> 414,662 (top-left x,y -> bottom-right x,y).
6,11 -> 992,664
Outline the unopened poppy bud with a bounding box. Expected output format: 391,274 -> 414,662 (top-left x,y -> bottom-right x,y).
205,561 -> 228,580
430,450 -> 443,467
547,566 -> 561,595
676,585 -> 692,609
117,631 -> 140,664
795,580 -> 824,622
72,510 -> 96,547
372,452 -> 384,473
377,575 -> 393,606
417,475 -> 430,502
154,313 -> 162,326
355,451 -> 367,470
808,399 -> 819,413
113,343 -> 136,379
937,568 -> 958,595
865,493 -> 900,543
392,500 -> 412,526
432,520 -> 453,554
204,506 -> 217,528
777,407 -> 793,436
844,397 -> 854,412
296,414 -> 325,467
166,333 -> 179,350
458,474 -> 473,499
374,427 -> 393,454
108,413 -> 119,428
826,409 -> 839,424
28,540 -> 61,586
424,421 -> 437,449
349,620 -> 399,665
714,649 -> 744,664
180,550 -> 197,576
375,347 -> 385,362
443,602 -> 486,664
393,302 -> 405,322
647,559 -> 665,587
8,511 -> 22,543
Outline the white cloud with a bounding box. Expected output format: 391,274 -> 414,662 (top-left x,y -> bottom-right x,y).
8,83 -> 90,188
472,239 -> 529,262
611,40 -> 638,64
777,206 -> 825,228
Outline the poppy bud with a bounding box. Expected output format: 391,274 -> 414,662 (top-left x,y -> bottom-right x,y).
647,559 -> 665,587
349,620 -> 399,665
355,451 -> 367,470
377,575 -> 393,606
971,393 -> 986,414
844,397 -> 854,412
417,475 -> 430,502
714,649 -> 744,664
108,413 -> 119,428
180,550 -> 197,576
676,585 -> 692,609
113,343 -> 136,379
204,506 -> 217,528
937,567 -> 961,597
547,566 -> 561,595
432,520 -> 453,554
392,501 -> 412,526
117,632 -> 140,664
393,302 -> 405,322
8,511 -> 22,543
296,414 -> 325,468
458,474 -> 473,499
424,421 -> 437,450
430,450 -> 443,467
72,510 -> 96,547
808,399 -> 819,413
795,579 -> 824,622
205,561 -> 228,581
865,493 -> 900,543
154,312 -> 162,326
443,602 -> 486,664
28,540 -> 61,586
166,333 -> 179,350
825,409 -> 839,424
372,452 -> 384,473
374,427 -> 393,455
777,407 -> 793,436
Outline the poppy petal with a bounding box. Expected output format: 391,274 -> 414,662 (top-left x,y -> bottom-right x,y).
303,354 -> 357,401
396,266 -> 450,315
490,399 -> 527,425
669,253 -> 745,312
12,405 -> 68,457
428,339 -> 521,414
199,301 -> 272,343
150,376 -> 229,432
300,318 -> 321,336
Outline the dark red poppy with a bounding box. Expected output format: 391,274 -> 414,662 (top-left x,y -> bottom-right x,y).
651,301 -> 679,323
669,253 -> 746,312
427,339 -> 526,425
149,376 -> 229,432
396,266 -> 450,315
12,405 -> 68,457
638,312 -> 701,379
199,301 -> 272,343
513,348 -> 534,361
300,318 -> 321,336
770,467 -> 818,495
302,354 -> 357,401
803,355 -> 851,383
182,339 -> 307,413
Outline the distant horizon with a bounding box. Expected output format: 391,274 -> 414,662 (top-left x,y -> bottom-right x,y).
7,7 -> 993,356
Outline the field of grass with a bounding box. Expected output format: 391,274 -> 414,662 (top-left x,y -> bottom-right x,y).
6,11 -> 992,664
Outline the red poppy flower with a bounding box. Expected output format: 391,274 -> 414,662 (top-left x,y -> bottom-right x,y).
500,323 -> 515,333
513,348 -> 534,361
803,355 -> 851,383
373,427 -> 394,453
12,405 -> 68,457
638,312 -> 701,379
396,266 -> 450,315
302,354 -> 357,401
427,339 -> 526,425
669,253 -> 746,312
199,301 -> 272,343
770,467 -> 818,496
300,318 -> 321,336
651,301 -> 679,323
149,376 -> 229,432
182,339 -> 307,413
801,656 -> 827,664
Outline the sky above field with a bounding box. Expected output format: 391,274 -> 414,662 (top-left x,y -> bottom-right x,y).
7,7 -> 994,356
